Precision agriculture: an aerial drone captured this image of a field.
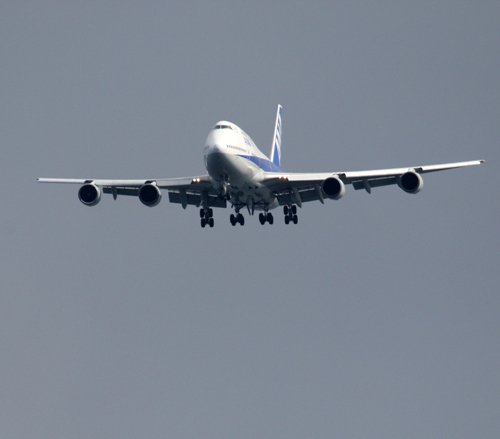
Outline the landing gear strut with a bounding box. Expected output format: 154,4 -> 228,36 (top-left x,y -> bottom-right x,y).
200,208 -> 214,228
230,212 -> 245,226
283,205 -> 298,225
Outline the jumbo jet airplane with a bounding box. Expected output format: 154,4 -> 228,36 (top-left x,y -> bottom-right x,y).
38,105 -> 484,228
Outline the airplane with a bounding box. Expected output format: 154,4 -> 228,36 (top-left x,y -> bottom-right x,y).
38,105 -> 484,228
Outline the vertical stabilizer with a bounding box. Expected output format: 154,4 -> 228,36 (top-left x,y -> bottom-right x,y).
270,104 -> 283,170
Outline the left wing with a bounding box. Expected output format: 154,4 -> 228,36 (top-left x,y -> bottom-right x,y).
262,160 -> 484,206
37,175 -> 226,208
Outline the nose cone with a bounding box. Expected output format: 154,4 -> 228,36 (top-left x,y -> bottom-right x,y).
205,127 -> 227,154
209,145 -> 224,156
205,138 -> 224,155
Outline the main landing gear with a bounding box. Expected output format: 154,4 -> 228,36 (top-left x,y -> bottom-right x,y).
284,205 -> 298,225
200,208 -> 214,228
258,212 -> 274,225
230,212 -> 245,226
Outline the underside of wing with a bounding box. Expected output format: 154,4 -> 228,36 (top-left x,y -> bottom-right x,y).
262,159 -> 484,205
262,172 -> 330,206
37,175 -> 226,208
340,159 -> 485,193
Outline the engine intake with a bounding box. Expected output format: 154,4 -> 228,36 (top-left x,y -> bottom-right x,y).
78,183 -> 101,206
139,183 -> 162,207
322,176 -> 345,200
398,171 -> 423,194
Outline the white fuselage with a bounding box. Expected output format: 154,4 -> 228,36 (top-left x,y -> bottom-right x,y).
203,121 -> 280,211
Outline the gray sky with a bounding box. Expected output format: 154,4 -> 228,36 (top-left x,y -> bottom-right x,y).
1,1 -> 499,438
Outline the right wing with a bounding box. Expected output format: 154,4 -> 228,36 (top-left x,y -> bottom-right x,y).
37,175 -> 227,208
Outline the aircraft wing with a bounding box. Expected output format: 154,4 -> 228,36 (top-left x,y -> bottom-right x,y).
263,160 -> 484,206
37,175 -> 227,208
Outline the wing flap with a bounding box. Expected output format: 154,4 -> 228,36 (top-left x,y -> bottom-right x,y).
168,191 -> 226,208
275,187 -> 320,206
351,176 -> 397,191
103,187 -> 138,197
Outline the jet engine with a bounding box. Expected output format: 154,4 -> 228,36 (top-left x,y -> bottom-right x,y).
398,171 -> 424,194
78,183 -> 101,206
138,183 -> 162,207
322,176 -> 346,200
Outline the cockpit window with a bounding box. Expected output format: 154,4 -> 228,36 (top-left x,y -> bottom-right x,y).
214,125 -> 232,130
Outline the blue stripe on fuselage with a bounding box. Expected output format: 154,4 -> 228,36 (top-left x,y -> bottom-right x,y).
237,154 -> 281,172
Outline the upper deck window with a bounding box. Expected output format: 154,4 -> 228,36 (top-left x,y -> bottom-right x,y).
214,125 -> 232,130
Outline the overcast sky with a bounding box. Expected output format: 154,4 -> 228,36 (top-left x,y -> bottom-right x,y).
1,1 -> 499,438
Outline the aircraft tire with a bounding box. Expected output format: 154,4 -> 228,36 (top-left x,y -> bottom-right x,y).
201,218 -> 206,228
293,215 -> 298,224
209,218 -> 214,227
285,216 -> 290,225
291,205 -> 297,215
267,213 -> 273,224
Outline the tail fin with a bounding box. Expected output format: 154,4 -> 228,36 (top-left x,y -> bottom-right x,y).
270,104 -> 283,170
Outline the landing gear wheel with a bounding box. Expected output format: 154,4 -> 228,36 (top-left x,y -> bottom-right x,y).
293,215 -> 298,224
201,218 -> 206,228
267,213 -> 274,224
200,209 -> 205,218
230,214 -> 236,226
285,216 -> 290,225
207,208 -> 213,218
291,205 -> 297,215
283,205 -> 289,215
238,213 -> 245,226
208,218 -> 214,228
259,213 -> 266,225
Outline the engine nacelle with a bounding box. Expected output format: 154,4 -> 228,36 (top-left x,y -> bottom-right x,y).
398,171 -> 424,194
138,183 -> 162,207
322,176 -> 346,200
78,183 -> 101,206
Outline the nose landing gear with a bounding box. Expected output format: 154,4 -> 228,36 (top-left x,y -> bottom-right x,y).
283,205 -> 298,225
